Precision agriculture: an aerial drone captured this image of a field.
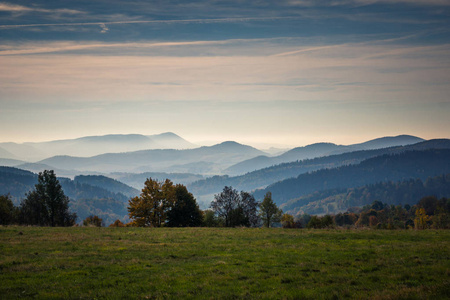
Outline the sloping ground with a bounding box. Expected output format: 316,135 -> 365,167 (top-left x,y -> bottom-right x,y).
281,174 -> 450,216
253,149 -> 450,205
189,139 -> 450,199
226,135 -> 424,175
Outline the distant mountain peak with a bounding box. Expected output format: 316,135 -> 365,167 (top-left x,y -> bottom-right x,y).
211,141 -> 258,151
218,141 -> 242,146
154,132 -> 180,137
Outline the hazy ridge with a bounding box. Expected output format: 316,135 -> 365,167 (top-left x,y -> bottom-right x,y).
1,133 -> 449,222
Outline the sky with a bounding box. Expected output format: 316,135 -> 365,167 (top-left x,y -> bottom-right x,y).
1,0 -> 449,148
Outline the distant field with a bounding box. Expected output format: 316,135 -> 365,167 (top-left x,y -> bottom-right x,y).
1,227 -> 449,299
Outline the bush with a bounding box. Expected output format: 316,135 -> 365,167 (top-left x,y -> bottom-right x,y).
109,219 -> 125,227
83,215 -> 104,227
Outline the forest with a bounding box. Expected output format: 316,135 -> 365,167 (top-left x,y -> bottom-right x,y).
1,170 -> 449,230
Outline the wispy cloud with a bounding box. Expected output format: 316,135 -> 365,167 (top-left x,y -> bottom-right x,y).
286,0 -> 450,6
352,0 -> 450,6
0,16 -> 296,30
0,39 -> 263,55
1,41 -> 448,106
0,2 -> 83,14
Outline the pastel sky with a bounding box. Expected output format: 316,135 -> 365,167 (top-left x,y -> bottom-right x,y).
1,0 -> 449,147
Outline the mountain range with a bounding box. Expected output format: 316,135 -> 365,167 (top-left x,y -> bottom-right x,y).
0,134 -> 426,177
34,141 -> 265,174
1,133 -> 449,219
188,139 -> 450,198
252,149 -> 450,204
0,132 -> 196,161
226,135 -> 424,175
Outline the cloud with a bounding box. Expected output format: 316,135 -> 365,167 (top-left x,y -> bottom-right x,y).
0,2 -> 83,14
286,0 -> 450,6
352,0 -> 450,6
0,16 -> 296,30
1,40 -> 448,107
0,38 -> 278,55
99,23 -> 109,34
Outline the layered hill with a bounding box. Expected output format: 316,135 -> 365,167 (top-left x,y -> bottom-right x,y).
73,175 -> 139,198
281,174 -> 450,216
0,167 -> 139,225
189,139 -> 450,199
0,132 -> 196,161
226,135 -> 424,175
252,149 -> 450,205
0,167 -> 134,202
38,141 -> 266,174
111,172 -> 204,190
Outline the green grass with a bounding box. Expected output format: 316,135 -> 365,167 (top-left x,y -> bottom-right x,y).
1,227 -> 449,299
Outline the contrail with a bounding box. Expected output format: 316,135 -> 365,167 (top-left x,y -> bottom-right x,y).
0,16 -> 297,30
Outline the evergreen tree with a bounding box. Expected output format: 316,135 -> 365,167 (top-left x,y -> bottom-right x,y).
0,194 -> 16,225
19,170 -> 76,226
259,192 -> 282,228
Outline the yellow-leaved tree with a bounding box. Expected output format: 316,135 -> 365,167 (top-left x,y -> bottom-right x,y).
414,207 -> 430,230
128,178 -> 176,227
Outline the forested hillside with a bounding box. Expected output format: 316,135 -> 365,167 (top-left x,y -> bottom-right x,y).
189,139 -> 450,198
74,175 -> 139,198
226,135 -> 424,175
111,172 -> 204,190
189,148 -> 391,196
0,167 -> 135,225
282,174 -> 450,216
253,149 -> 450,205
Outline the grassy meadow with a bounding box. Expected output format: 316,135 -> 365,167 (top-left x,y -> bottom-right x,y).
0,227 -> 449,299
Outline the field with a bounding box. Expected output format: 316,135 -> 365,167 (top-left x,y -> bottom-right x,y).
1,227 -> 449,299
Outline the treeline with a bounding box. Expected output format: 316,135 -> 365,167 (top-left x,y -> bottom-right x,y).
283,174 -> 450,215
1,170 -> 449,230
286,197 -> 449,230
125,181 -> 282,228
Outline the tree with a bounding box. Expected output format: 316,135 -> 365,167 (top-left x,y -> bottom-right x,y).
418,196 -> 438,216
321,215 -> 335,228
210,186 -> 240,227
414,208 -> 430,230
83,215 -> 104,227
259,192 -> 282,228
210,187 -> 260,227
109,219 -> 126,227
281,213 -> 295,228
128,178 -> 176,227
203,209 -> 221,227
0,194 -> 16,225
19,170 -> 76,226
167,185 -> 203,227
307,215 -> 322,229
240,191 -> 259,227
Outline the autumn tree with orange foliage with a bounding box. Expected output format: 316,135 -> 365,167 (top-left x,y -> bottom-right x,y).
128,178 -> 176,227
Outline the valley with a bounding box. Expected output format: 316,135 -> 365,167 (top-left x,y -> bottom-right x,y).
1,133 -> 449,225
